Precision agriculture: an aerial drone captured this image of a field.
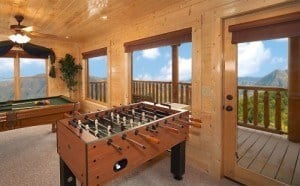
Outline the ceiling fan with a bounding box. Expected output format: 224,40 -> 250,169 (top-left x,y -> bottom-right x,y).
9,15 -> 57,43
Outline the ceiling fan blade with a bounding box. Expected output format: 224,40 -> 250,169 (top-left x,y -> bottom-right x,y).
28,31 -> 58,39
22,26 -> 34,32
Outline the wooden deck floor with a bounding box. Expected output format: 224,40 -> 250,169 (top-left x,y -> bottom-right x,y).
237,126 -> 300,185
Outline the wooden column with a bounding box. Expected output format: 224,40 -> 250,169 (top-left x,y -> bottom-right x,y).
14,53 -> 20,100
172,45 -> 179,103
288,37 -> 300,142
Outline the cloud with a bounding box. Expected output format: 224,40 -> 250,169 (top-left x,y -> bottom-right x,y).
156,57 -> 192,81
135,73 -> 153,81
20,58 -> 45,65
238,41 -> 271,77
273,38 -> 288,42
142,48 -> 160,59
134,57 -> 191,82
178,57 -> 192,81
271,57 -> 287,64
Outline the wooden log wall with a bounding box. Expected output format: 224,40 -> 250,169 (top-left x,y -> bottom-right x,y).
79,0 -> 298,180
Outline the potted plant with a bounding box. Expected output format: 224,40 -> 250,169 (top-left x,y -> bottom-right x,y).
59,54 -> 82,92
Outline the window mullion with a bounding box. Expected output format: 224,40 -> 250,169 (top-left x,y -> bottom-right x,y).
14,54 -> 21,100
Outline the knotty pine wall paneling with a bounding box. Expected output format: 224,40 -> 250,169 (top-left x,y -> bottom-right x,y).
80,0 -> 298,179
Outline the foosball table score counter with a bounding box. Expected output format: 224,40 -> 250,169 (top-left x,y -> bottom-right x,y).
57,102 -> 200,186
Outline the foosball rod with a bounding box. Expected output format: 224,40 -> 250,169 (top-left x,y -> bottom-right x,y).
84,116 -> 118,134
155,123 -> 179,134
139,106 -> 169,116
130,109 -> 158,121
134,130 -> 160,144
77,120 -> 108,137
165,120 -> 184,128
107,139 -> 122,151
134,108 -> 166,118
98,115 -> 130,133
106,111 -> 144,128
122,134 -> 146,149
100,116 -> 129,131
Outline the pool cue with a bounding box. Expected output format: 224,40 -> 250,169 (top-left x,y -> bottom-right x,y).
0,101 -> 34,108
0,99 -> 50,108
11,105 -> 47,110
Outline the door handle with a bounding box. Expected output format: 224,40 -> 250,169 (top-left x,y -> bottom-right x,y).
225,105 -> 233,112
226,95 -> 233,100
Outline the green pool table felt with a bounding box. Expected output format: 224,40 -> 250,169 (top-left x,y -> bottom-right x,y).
0,96 -> 72,112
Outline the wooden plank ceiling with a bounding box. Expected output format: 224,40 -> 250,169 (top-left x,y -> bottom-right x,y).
0,0 -> 182,42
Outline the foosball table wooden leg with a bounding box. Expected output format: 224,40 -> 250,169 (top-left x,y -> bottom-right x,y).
60,158 -> 76,186
171,141 -> 186,180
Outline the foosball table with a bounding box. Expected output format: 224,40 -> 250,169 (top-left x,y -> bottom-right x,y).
57,102 -> 200,186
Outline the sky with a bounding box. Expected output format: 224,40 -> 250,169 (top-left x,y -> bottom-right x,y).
238,38 -> 288,77
0,38 -> 288,81
0,58 -> 46,81
88,56 -> 107,78
132,42 -> 192,82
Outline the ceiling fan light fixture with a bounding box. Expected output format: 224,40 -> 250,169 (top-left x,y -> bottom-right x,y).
9,33 -> 31,44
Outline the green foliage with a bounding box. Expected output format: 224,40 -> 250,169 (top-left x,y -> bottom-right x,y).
59,54 -> 82,91
238,90 -> 288,132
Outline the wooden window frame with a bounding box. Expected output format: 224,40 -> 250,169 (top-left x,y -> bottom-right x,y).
229,11 -> 300,43
124,28 -> 192,52
127,28 -> 192,104
83,48 -> 108,103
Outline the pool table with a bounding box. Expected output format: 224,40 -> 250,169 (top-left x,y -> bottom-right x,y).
0,95 -> 80,132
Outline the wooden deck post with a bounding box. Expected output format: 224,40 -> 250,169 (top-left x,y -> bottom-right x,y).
172,44 -> 179,103
288,37 -> 300,142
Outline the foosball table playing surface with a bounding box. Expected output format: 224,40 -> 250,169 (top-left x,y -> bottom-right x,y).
57,102 -> 199,186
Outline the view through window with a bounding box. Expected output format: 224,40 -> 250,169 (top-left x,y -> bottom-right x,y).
87,56 -> 107,102
237,38 -> 288,132
132,42 -> 192,104
0,58 -> 14,101
20,58 -> 47,99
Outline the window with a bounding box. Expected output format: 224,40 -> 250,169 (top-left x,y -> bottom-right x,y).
131,42 -> 192,105
0,56 -> 47,102
86,54 -> 107,103
133,46 -> 171,81
0,58 -> 14,101
20,58 -> 47,99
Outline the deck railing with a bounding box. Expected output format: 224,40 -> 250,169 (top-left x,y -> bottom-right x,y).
238,86 -> 288,134
88,81 -> 107,102
132,80 -> 191,105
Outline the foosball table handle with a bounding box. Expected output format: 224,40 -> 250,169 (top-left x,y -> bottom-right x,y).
189,117 -> 202,128
144,135 -> 160,144
190,122 -> 201,128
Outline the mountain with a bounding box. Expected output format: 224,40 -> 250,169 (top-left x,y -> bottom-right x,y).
255,69 -> 288,88
238,77 -> 261,86
238,69 -> 288,88
0,80 -> 14,101
89,76 -> 107,82
0,75 -> 46,101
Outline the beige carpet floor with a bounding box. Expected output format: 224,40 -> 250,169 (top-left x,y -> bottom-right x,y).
0,125 -> 240,186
